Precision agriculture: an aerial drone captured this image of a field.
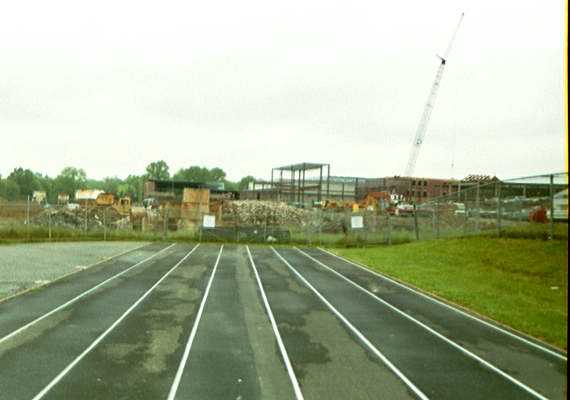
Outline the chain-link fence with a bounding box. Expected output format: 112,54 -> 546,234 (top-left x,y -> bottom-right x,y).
412,172 -> 568,241
0,201 -> 143,242
1,172 -> 567,245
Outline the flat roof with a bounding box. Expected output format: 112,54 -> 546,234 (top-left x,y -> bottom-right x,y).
146,179 -> 234,193
273,162 -> 330,171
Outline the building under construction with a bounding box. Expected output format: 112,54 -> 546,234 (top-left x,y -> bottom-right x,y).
237,162 -> 559,207
239,162 -> 369,204
240,162 -> 464,204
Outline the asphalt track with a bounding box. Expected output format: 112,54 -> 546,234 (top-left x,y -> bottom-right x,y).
0,242 -> 566,399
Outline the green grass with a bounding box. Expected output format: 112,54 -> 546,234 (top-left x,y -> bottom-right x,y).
334,237 -> 568,350
289,230 -> 414,247
497,222 -> 568,240
0,224 -> 197,244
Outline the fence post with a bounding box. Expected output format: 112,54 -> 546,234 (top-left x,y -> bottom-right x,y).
48,209 -> 52,240
318,209 -> 322,246
431,203 -> 436,238
464,202 -> 469,236
26,195 -> 30,225
163,208 -> 168,241
549,174 -> 554,240
497,182 -> 502,237
435,199 -> 440,239
236,215 -> 239,243
103,207 -> 107,241
387,212 -> 392,245
475,182 -> 480,232
413,201 -> 420,241
26,195 -> 31,240
362,213 -> 368,247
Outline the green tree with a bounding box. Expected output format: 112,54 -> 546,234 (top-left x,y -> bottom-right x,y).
0,175 -> 5,200
85,178 -> 104,190
145,161 -> 170,180
34,173 -> 55,203
237,175 -> 256,190
101,176 -> 123,194
1,179 -> 21,200
53,167 -> 87,199
7,168 -> 39,199
209,167 -> 226,182
173,166 -> 228,183
0,175 -> 3,199
118,175 -> 144,202
173,166 -> 207,182
223,180 -> 238,191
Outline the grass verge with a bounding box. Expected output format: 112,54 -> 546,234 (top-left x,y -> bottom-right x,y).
333,237 -> 568,350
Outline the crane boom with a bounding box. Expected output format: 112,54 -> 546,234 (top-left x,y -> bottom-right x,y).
404,13 -> 464,177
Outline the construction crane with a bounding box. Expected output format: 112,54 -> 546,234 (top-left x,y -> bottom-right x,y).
404,13 -> 464,177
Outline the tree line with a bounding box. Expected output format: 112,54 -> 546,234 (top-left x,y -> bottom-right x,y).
0,161 -> 255,203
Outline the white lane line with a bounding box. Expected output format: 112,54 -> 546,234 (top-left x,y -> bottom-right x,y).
0,243 -> 176,346
297,248 -> 549,400
317,247 -> 568,362
271,247 -> 430,400
246,246 -> 304,400
167,245 -> 224,400
31,244 -> 200,400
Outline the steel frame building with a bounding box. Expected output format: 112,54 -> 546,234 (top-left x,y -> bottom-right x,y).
270,162 -> 330,203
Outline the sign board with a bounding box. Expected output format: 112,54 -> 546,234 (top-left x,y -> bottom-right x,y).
351,215 -> 364,229
202,215 -> 216,228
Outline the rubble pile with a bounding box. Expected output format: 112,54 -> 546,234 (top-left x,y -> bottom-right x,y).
32,206 -> 126,230
32,209 -> 86,229
314,212 -> 347,233
226,201 -> 308,227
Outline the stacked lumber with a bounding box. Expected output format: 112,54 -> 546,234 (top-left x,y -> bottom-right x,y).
181,188 -> 210,222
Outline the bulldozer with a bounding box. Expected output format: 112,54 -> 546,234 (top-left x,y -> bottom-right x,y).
113,196 -> 132,216
359,191 -> 391,211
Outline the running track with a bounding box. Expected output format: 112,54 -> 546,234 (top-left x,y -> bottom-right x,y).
0,243 -> 566,399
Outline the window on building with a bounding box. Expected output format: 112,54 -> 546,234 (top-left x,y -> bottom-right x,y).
424,191 -> 427,197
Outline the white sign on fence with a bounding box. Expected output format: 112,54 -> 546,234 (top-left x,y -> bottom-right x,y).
202,215 -> 216,228
351,215 -> 364,229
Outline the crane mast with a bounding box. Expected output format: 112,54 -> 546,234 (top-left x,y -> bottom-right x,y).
404,13 -> 464,177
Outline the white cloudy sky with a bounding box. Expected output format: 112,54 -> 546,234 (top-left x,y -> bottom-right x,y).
0,0 -> 566,181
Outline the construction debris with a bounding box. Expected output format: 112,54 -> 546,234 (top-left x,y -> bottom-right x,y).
32,206 -> 126,230
226,201 -> 308,227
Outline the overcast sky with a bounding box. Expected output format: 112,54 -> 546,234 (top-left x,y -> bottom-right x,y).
0,0 -> 566,182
